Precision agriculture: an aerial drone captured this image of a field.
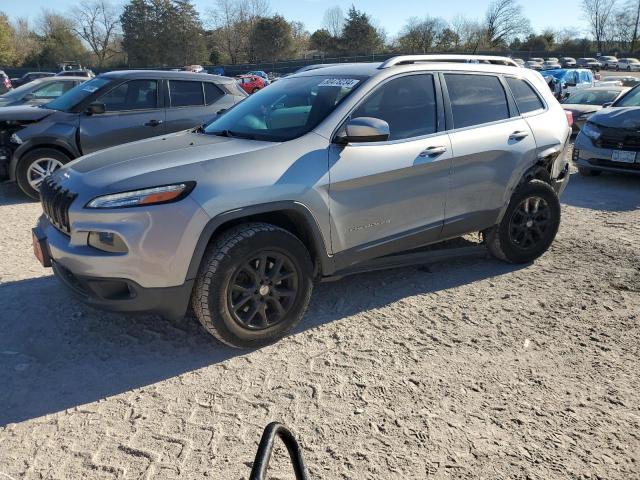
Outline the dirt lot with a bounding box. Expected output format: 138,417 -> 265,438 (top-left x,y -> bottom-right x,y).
0,169 -> 639,480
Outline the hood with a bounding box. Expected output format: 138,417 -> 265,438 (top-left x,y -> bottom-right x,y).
65,130 -> 278,189
588,107 -> 640,129
0,105 -> 54,122
562,104 -> 601,115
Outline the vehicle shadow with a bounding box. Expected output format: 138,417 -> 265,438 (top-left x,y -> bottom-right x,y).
0,183 -> 36,206
561,170 -> 640,212
0,256 -> 522,426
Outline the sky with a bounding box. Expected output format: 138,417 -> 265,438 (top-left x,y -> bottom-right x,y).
3,0 -> 587,38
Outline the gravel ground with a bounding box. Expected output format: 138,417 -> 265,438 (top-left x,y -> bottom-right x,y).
0,169 -> 639,480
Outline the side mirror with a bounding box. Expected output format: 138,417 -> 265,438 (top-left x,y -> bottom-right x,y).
85,102 -> 106,115
602,102 -> 613,108
336,117 -> 390,144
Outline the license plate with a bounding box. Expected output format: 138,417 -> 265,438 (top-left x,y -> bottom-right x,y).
32,229 -> 52,267
611,150 -> 636,163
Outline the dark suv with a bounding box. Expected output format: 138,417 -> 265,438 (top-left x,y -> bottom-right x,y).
0,70 -> 247,198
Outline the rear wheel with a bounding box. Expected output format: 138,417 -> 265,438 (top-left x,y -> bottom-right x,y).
192,223 -> 313,348
578,166 -> 602,176
16,148 -> 70,199
486,180 -> 561,264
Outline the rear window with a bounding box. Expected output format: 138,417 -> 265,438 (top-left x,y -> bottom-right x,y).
505,77 -> 544,114
169,80 -> 204,107
445,74 -> 510,129
204,82 -> 224,105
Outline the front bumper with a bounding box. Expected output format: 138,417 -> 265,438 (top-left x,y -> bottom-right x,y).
573,135 -> 640,175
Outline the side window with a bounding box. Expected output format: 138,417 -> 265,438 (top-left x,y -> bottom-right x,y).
204,82 -> 224,104
32,81 -> 71,98
505,77 -> 544,114
352,74 -> 437,140
99,80 -> 158,112
580,71 -> 591,83
444,74 -> 509,129
169,80 -> 204,107
566,71 -> 578,84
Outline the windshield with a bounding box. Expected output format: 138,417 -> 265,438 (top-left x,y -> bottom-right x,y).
614,86 -> 640,107
44,77 -> 111,112
563,90 -> 620,105
204,75 -> 366,142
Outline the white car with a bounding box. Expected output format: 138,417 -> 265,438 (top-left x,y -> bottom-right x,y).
617,58 -> 640,71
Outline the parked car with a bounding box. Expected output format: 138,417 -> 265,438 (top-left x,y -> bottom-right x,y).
0,71 -> 12,95
512,58 -> 525,66
247,70 -> 270,86
525,60 -> 543,70
597,56 -> 618,70
183,65 -> 205,73
31,55 -> 571,348
596,77 -> 623,87
617,58 -> 640,71
0,70 -> 246,198
576,58 -> 601,71
601,75 -> 640,87
529,57 -> 545,63
574,83 -> 640,176
543,60 -> 561,69
237,74 -> 266,94
0,76 -> 86,108
542,68 -> 594,97
10,72 -> 55,88
560,57 -> 577,68
56,69 -> 95,78
561,86 -> 628,132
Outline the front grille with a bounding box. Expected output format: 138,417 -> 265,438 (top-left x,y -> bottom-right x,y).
596,126 -> 640,151
40,176 -> 77,235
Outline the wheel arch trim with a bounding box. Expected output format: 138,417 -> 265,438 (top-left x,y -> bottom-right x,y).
10,137 -> 79,181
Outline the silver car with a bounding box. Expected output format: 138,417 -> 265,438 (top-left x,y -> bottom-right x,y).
33,55 -> 572,348
0,76 -> 86,108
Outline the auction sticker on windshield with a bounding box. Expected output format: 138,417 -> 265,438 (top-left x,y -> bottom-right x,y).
318,78 -> 360,88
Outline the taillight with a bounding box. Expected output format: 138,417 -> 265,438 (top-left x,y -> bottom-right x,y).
565,110 -> 574,127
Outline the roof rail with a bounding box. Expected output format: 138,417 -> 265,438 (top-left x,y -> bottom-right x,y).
378,54 -> 521,69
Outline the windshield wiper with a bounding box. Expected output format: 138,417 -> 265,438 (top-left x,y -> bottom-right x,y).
208,129 -> 235,138
208,129 -> 258,140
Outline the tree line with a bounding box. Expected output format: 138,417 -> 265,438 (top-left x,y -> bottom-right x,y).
0,0 -> 639,70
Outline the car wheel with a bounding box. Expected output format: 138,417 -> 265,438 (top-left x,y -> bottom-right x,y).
578,166 -> 602,176
628,66 -> 632,71
192,222 -> 313,348
16,148 -> 70,200
485,180 -> 561,264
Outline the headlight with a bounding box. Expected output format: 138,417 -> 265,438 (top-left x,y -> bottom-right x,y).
581,122 -> 601,141
85,182 -> 195,209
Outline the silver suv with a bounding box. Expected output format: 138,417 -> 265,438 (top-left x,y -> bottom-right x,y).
32,55 -> 572,348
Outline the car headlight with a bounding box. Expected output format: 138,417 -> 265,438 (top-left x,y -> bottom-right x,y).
85,182 -> 195,209
581,122 -> 601,141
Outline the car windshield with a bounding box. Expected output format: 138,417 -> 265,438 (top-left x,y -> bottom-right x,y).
562,90 -> 620,105
44,77 -> 111,112
614,86 -> 640,107
204,75 -> 366,142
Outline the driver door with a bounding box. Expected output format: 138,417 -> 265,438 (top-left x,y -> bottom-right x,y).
79,79 -> 166,154
328,73 -> 451,268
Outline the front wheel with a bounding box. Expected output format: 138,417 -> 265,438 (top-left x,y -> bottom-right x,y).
485,180 -> 561,264
16,148 -> 70,199
192,223 -> 313,348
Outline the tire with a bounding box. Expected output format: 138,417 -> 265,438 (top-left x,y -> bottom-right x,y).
485,180 -> 561,264
192,222 -> 313,348
578,166 -> 602,176
16,148 -> 70,199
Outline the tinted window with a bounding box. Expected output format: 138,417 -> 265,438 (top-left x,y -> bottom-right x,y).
99,80 -> 158,111
204,82 -> 223,104
505,77 -> 544,114
44,77 -> 111,112
445,74 -> 509,128
169,80 -> 204,107
352,74 -> 437,140
614,85 -> 640,107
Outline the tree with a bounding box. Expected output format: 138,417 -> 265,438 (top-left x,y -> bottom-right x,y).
35,10 -> 87,67
289,20 -> 309,57
250,15 -> 293,61
0,13 -> 17,66
170,0 -> 207,65
340,6 -> 382,55
310,28 -> 332,52
484,0 -> 531,48
71,0 -> 121,67
322,6 -> 344,37
396,16 -> 447,54
9,17 -> 41,66
581,0 -> 617,52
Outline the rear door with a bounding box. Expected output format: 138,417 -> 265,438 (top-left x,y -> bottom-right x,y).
441,72 -> 538,238
79,79 -> 165,154
165,79 -> 217,132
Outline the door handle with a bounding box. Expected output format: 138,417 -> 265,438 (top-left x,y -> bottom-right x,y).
144,119 -> 163,127
509,131 -> 529,141
419,146 -> 447,157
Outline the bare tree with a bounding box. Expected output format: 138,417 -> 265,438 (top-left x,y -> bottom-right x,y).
71,0 -> 120,67
627,0 -> 640,52
397,16 -> 447,53
484,0 -> 531,48
322,6 -> 344,37
581,0 -> 617,52
451,14 -> 486,51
